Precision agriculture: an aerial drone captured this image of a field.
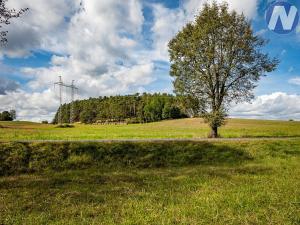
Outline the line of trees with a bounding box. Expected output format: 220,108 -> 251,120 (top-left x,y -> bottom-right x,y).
53,93 -> 201,124
0,110 -> 16,121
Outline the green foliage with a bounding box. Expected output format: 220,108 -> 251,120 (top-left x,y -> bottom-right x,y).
55,124 -> 74,128
203,109 -> 227,137
0,111 -> 14,121
168,2 -> 278,136
177,95 -> 202,118
125,118 -> 140,124
162,103 -> 182,119
53,93 -> 190,124
79,110 -> 95,124
143,97 -> 164,122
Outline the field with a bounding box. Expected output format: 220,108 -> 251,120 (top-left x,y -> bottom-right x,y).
1,118 -> 300,224
1,118 -> 300,141
0,140 -> 300,224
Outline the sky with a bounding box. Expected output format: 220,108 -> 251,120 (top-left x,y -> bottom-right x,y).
0,0 -> 300,121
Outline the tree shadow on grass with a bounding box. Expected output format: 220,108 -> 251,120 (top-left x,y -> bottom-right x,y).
101,141 -> 254,168
0,141 -> 254,176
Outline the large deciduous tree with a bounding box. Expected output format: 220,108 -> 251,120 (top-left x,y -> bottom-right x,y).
0,0 -> 28,44
168,2 -> 278,138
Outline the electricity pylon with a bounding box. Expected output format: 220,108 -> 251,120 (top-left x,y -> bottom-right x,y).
54,76 -> 78,124
70,80 -> 78,124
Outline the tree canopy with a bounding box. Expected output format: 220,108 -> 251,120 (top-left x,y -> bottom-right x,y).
53,93 -> 201,124
0,110 -> 16,121
168,2 -> 278,137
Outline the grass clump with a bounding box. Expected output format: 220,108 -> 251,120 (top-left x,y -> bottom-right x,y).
66,154 -> 94,168
0,142 -> 30,175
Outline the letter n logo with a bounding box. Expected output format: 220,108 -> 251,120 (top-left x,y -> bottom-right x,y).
266,2 -> 299,34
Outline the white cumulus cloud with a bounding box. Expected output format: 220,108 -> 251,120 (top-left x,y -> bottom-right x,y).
231,92 -> 300,120
150,0 -> 259,61
0,89 -> 58,122
2,0 -> 289,123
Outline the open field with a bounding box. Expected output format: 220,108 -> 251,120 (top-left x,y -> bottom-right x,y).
1,118 -> 300,141
0,140 -> 300,224
1,119 -> 300,224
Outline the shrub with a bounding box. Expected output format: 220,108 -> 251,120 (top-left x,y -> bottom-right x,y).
55,124 -> 74,128
125,118 -> 140,124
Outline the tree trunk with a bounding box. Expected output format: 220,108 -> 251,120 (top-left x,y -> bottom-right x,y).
210,126 -> 218,138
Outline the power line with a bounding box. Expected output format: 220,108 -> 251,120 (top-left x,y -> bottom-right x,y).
54,76 -> 78,124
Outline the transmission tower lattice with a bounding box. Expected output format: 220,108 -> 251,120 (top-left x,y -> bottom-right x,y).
54,76 -> 78,124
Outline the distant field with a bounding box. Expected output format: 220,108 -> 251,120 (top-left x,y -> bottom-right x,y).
0,118 -> 300,141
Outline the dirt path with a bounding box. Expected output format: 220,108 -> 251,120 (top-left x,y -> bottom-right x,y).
1,137 -> 300,143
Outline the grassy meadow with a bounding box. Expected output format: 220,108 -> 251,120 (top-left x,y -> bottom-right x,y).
0,140 -> 300,224
1,118 -> 300,141
1,118 -> 300,224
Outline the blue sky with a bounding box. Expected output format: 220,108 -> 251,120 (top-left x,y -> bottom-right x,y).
1,0 -> 300,121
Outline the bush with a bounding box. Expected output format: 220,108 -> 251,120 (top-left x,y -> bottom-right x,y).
125,118 -> 140,124
41,120 -> 49,124
0,111 -> 13,121
55,124 -> 74,128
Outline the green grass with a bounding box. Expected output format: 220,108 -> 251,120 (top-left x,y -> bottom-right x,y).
1,118 -> 300,141
1,119 -> 300,224
0,140 -> 300,224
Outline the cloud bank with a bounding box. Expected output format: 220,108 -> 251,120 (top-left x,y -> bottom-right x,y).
0,0 -> 298,121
